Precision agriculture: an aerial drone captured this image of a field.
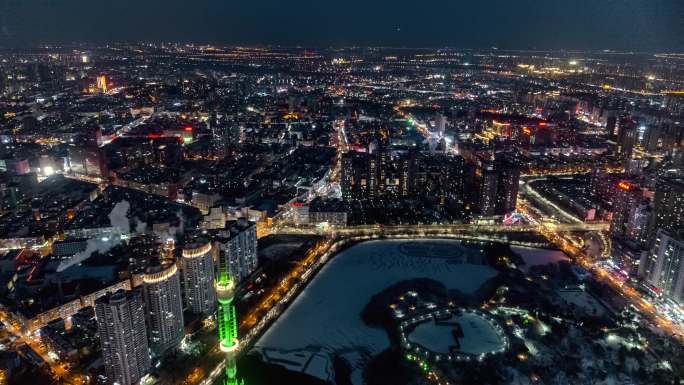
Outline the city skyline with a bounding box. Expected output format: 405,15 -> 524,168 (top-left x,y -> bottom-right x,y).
0,0 -> 683,51
1,3 -> 684,384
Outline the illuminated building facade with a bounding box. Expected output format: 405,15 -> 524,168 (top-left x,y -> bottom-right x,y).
95,289 -> 150,385
142,262 -> 184,354
616,116 -> 637,159
610,181 -> 641,236
97,75 -> 108,93
341,148 -> 418,201
648,177 -> 684,243
181,242 -> 217,315
643,230 -> 684,304
413,154 -> 465,210
216,219 -> 258,283
495,161 -> 520,215
374,146 -> 389,197
626,201 -> 652,246
397,153 -> 415,198
473,159 -> 498,216
341,151 -> 369,201
68,127 -> 107,179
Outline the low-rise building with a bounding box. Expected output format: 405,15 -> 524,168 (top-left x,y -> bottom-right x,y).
309,198 -> 348,226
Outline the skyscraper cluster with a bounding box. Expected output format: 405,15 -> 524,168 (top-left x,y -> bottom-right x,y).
636,177 -> 684,301
341,147 -> 520,218
94,220 -> 257,385
341,146 -> 416,201
468,156 -> 521,216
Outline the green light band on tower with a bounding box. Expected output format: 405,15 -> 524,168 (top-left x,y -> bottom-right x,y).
216,264 -> 243,385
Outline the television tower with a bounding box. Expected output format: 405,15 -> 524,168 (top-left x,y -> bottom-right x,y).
216,258 -> 243,385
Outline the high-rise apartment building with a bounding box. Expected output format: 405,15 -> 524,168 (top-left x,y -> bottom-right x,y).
182,242 -> 217,315
68,126 -> 107,179
626,200 -> 652,246
648,176 -> 684,243
472,158 -> 499,216
341,151 -> 370,201
142,262 -> 184,354
495,160 -> 521,215
95,289 -> 150,385
216,219 -> 258,283
610,181 -> 641,236
642,230 -> 684,304
616,116 -> 638,159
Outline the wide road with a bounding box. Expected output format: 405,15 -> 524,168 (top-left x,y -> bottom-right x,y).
270,222 -> 608,237
518,199 -> 684,343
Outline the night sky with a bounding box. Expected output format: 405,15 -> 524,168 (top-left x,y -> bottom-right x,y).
1,0 -> 683,51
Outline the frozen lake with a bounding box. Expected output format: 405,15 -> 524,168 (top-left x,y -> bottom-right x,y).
408,312 -> 505,355
512,246 -> 570,272
253,239 -> 498,384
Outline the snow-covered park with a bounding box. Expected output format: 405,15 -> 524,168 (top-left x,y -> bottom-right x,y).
253,239 -> 498,384
557,288 -> 610,317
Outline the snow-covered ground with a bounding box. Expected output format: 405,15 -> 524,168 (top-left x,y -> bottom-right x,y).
253,239 -> 498,384
260,242 -> 305,260
408,313 -> 505,355
257,349 -> 334,380
511,246 -> 569,272
557,288 -> 608,317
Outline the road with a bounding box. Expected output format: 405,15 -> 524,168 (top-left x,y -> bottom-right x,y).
271,222 -> 608,237
0,308 -> 85,384
539,223 -> 684,342
520,178 -> 583,224
329,118 -> 349,184
517,199 -> 684,342
394,106 -> 436,141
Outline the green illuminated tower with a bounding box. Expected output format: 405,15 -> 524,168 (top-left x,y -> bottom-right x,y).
216,259 -> 243,385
